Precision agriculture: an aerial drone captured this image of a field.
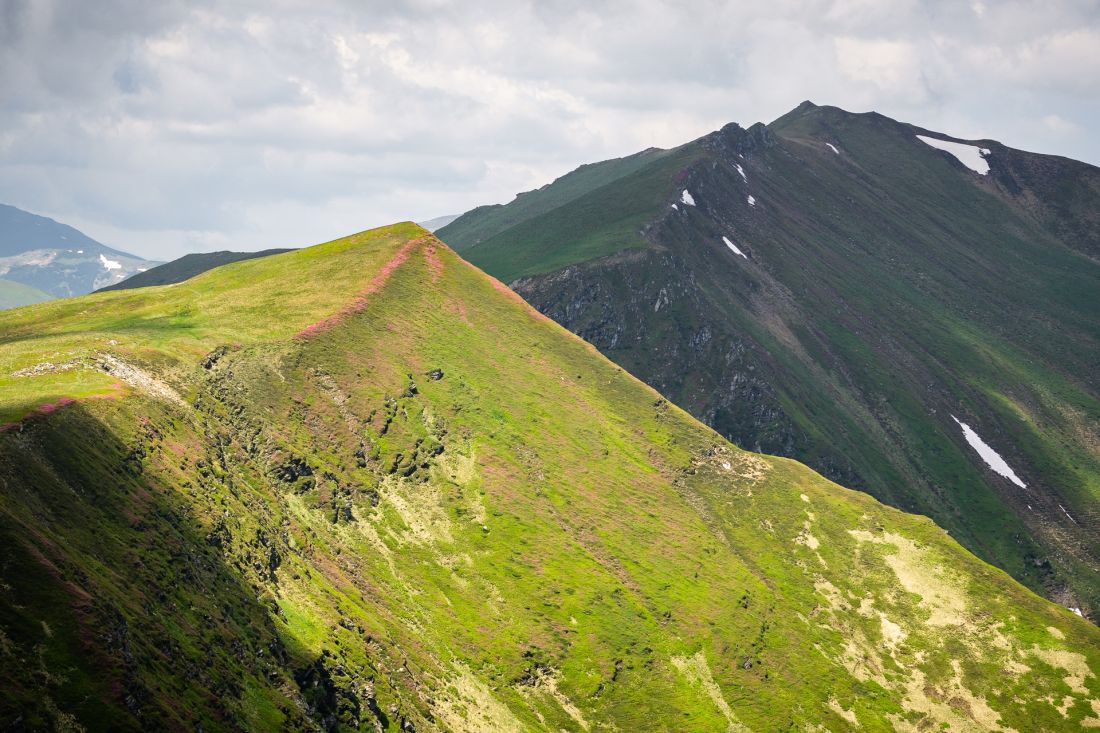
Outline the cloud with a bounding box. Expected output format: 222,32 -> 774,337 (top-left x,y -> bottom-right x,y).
834,37 -> 927,101
0,0 -> 1098,259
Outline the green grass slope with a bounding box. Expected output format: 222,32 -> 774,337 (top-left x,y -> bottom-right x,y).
98,248 -> 295,291
1,223 -> 1097,731
443,103 -> 1100,618
439,146 -> 694,278
0,278 -> 51,309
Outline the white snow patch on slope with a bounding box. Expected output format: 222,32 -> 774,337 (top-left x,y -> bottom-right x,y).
735,164 -> 747,182
99,254 -> 122,271
681,189 -> 696,206
1070,607 -> 1084,617
951,415 -> 1025,488
746,195 -> 756,207
916,135 -> 990,175
671,203 -> 678,210
723,236 -> 747,259
1059,504 -> 1079,525
826,143 -> 839,155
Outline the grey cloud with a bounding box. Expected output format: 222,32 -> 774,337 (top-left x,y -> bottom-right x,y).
0,0 -> 1098,260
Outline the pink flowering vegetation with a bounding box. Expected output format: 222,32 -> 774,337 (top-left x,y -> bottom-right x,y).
478,264 -> 556,326
425,240 -> 444,282
1,387 -> 123,432
296,237 -> 428,339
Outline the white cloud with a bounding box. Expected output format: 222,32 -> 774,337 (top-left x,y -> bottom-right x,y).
0,0 -> 1097,260
1041,114 -> 1081,136
834,37 -> 927,101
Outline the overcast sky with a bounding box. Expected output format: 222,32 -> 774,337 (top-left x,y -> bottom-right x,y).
2,0 -> 1098,260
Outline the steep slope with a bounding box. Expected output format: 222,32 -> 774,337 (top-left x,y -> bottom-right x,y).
0,203 -> 160,306
439,103 -> 1100,617
99,248 -> 294,291
442,145 -> 688,275
3,223 -> 1098,731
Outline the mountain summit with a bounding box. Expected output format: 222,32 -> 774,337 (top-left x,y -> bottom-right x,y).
439,102 -> 1100,617
1,223 -> 1097,730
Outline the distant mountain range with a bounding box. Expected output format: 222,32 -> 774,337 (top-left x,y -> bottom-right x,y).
0,204 -> 160,308
439,101 -> 1100,616
418,213 -> 460,232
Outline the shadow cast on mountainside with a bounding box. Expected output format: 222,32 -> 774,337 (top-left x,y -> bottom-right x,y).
0,311 -> 203,348
0,401 -> 331,731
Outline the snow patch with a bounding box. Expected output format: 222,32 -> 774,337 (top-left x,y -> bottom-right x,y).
826,143 -> 839,155
951,415 -> 1025,488
735,164 -> 747,182
1070,607 -> 1084,617
671,203 -> 678,210
722,236 -> 747,259
1059,504 -> 1079,526
76,249 -> 83,254
99,254 -> 122,271
916,135 -> 990,175
746,195 -> 756,207
681,189 -> 696,206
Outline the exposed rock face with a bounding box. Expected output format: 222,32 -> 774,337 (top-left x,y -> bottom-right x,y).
444,102 -> 1100,613
513,250 -> 804,466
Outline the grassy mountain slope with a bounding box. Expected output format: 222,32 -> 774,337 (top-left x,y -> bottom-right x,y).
0,278 -> 51,309
441,146 -> 687,274
2,223 -> 1097,731
99,248 -> 294,292
440,103 -> 1100,617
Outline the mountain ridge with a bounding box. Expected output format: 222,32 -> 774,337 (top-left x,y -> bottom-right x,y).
439,102 -> 1100,616
3,222 -> 1098,730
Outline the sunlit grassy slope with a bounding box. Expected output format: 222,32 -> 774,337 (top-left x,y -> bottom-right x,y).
440,103 -> 1100,617
97,248 -> 295,292
1,224 -> 1098,731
